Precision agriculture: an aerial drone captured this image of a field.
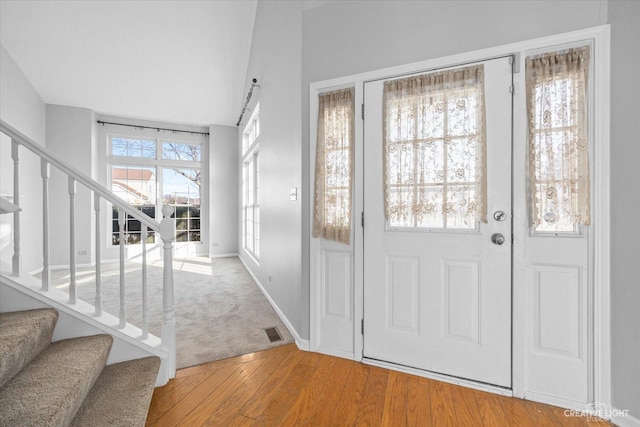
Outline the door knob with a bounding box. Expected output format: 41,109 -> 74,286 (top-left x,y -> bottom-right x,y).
491,233 -> 505,245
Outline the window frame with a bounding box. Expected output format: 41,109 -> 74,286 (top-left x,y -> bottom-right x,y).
382,71 -> 486,234
312,87 -> 355,245
242,105 -> 260,261
107,132 -> 204,246
525,42 -> 594,238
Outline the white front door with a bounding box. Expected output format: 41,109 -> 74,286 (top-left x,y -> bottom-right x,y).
363,57 -> 513,387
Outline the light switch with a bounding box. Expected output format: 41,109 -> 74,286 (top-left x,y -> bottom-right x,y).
289,187 -> 297,201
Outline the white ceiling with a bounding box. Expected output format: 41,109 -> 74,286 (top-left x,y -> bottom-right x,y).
0,0 -> 258,127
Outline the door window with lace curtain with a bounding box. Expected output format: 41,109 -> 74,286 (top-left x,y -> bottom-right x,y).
383,65 -> 487,230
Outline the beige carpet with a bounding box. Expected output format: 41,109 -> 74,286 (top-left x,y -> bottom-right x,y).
48,256 -> 293,369
70,356 -> 160,427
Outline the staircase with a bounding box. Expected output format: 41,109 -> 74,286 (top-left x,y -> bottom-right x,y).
0,118 -> 176,383
0,308 -> 159,426
0,117 -> 177,422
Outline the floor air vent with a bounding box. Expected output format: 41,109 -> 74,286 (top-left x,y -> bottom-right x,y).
264,327 -> 283,343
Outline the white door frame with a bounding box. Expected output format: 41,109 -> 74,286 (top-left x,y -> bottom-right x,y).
309,25 -> 610,407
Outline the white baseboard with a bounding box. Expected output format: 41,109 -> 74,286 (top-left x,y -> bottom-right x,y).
296,338 -> 311,351
237,256 -> 307,351
29,263 -> 96,275
524,391 -> 592,413
612,410 -> 640,427
209,252 -> 239,259
316,346 -> 356,361
524,391 -> 639,426
32,259 -> 116,275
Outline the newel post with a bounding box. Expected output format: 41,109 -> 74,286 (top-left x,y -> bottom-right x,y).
160,205 -> 176,376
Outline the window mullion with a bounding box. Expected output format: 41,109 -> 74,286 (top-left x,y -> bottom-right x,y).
442,91 -> 449,229
108,156 -> 158,167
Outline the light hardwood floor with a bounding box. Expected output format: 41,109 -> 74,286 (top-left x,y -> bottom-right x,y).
146,344 -> 610,426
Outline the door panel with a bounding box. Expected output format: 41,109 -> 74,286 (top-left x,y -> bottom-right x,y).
316,244 -> 354,354
363,57 -> 513,387
532,265 -> 582,358
524,257 -> 589,402
323,250 -> 351,319
443,260 -> 480,344
387,256 -> 419,332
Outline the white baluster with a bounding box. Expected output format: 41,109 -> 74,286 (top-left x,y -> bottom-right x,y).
68,177 -> 77,304
94,195 -> 102,316
41,159 -> 50,291
11,141 -> 21,275
141,226 -> 148,339
160,205 -> 176,376
118,207 -> 126,328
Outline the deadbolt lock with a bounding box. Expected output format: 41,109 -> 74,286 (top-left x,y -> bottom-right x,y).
493,211 -> 506,222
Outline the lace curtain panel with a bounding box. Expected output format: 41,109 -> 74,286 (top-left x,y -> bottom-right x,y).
526,46 -> 590,231
313,87 -> 355,244
383,65 -> 487,229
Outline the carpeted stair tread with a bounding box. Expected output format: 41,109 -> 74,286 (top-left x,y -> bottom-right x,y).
0,334 -> 113,427
70,356 -> 160,427
0,308 -> 58,388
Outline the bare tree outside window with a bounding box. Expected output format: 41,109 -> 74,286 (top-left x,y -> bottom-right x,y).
162,142 -> 202,187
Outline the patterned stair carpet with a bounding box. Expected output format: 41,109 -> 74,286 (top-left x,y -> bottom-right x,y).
47,256 -> 293,369
0,309 -> 159,427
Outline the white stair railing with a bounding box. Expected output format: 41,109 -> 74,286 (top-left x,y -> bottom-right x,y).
68,177 -> 77,304
40,159 -> 51,291
93,195 -> 102,315
0,119 -> 176,378
11,141 -> 21,275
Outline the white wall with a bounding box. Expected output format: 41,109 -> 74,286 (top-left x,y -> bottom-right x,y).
301,0 -> 607,83
45,104 -> 95,266
0,44 -> 46,273
241,0 -> 608,345
299,0 -> 607,344
239,1 -> 304,339
209,124 -> 238,256
609,0 -> 640,420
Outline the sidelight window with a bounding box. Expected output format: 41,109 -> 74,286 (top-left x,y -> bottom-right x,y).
526,46 -> 590,233
312,87 -> 355,244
